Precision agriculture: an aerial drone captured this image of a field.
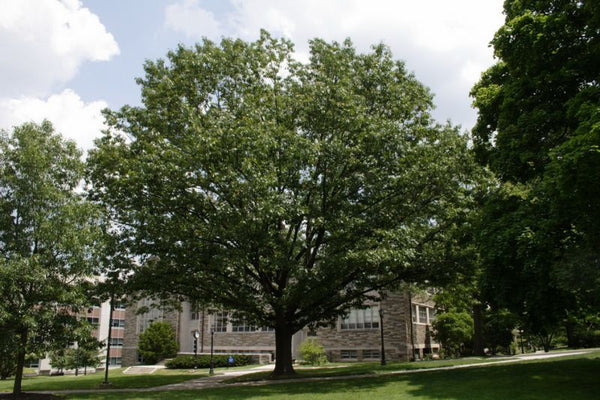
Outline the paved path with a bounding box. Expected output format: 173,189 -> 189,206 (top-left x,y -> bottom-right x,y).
37,348 -> 598,395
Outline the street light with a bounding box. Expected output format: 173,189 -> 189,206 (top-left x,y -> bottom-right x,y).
379,307 -> 386,366
209,328 -> 215,375
192,330 -> 200,369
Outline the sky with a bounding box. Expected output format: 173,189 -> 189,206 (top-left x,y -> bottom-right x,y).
0,0 -> 505,152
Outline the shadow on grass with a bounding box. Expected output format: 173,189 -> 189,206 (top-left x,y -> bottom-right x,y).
64,355 -> 600,400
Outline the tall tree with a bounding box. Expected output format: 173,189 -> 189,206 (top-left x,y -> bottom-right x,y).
88,32 -> 478,375
0,121 -> 101,394
471,0 -> 600,347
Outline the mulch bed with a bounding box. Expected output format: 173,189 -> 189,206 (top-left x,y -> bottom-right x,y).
0,394 -> 62,400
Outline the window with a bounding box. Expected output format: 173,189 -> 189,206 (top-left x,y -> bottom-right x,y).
261,326 -> 275,332
418,307 -> 428,324
86,317 -> 99,326
428,307 -> 436,321
212,312 -> 228,332
412,304 -> 418,323
109,338 -> 124,346
340,350 -> 358,359
362,350 -> 380,359
191,311 -> 200,321
340,307 -> 380,330
412,305 -> 435,324
109,357 -> 122,366
137,299 -> 164,334
231,315 -> 256,332
112,319 -> 125,328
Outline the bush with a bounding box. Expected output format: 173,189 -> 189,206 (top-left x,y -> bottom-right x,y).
165,354 -> 252,369
298,338 -> 327,366
137,321 -> 179,365
432,311 -> 474,358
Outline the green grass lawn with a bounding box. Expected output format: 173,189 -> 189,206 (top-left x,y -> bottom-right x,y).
0,367 -> 208,392
225,356 -> 510,383
62,352 -> 600,399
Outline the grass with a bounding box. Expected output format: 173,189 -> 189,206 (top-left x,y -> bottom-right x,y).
0,368 -> 208,392
62,351 -> 600,399
225,356 -> 509,383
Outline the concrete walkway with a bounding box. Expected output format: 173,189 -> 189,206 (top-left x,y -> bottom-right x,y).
38,348 -> 598,395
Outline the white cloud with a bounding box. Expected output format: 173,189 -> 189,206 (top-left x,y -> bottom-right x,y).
163,0 -> 504,130
0,89 -> 107,152
165,0 -> 222,39
0,0 -> 119,98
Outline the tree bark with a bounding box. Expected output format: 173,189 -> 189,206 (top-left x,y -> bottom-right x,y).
13,326 -> 28,395
273,325 -> 295,376
472,303 -> 485,356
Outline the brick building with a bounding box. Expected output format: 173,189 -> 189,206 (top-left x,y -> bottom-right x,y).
122,290 -> 439,366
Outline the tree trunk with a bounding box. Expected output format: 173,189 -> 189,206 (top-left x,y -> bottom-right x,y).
472,303 -> 485,356
273,325 -> 295,376
13,326 -> 28,395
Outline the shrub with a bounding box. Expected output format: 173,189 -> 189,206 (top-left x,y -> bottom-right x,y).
432,311 -> 474,358
298,338 -> 327,366
165,354 -> 252,369
137,321 -> 179,365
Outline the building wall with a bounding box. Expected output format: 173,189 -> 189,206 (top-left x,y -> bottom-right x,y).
121,299 -> 179,367
122,290 -> 440,366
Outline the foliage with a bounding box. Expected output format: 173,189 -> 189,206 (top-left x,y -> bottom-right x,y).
137,321 -> 178,365
88,31 -> 479,375
432,311 -> 474,357
470,0 -> 600,348
165,354 -> 252,369
483,309 -> 518,355
298,338 -> 327,366
0,323 -> 17,379
0,121 -> 102,394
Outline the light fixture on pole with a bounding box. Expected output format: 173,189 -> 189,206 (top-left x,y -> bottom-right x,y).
192,330 -> 200,369
209,328 -> 215,375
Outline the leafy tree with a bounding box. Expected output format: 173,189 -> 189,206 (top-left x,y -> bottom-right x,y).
432,311 -> 474,357
0,121 -> 101,394
137,321 -> 179,365
88,32 -> 478,375
470,0 -> 600,348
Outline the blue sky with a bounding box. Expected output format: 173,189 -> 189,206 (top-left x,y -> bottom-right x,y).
0,0 -> 504,151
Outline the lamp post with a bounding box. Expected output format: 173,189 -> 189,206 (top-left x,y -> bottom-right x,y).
209,328 -> 215,375
192,330 -> 200,369
379,307 -> 386,366
102,295 -> 114,385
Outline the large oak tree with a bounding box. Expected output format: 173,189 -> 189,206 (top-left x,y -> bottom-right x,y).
88,32 -> 478,374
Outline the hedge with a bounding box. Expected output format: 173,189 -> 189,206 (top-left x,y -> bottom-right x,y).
165,354 -> 252,369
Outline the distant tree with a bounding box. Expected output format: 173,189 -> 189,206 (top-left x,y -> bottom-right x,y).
432,311 -> 474,357
137,321 -> 178,365
0,121 -> 101,394
88,32 -> 479,376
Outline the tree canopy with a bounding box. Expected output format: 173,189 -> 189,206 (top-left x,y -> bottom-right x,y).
0,121 -> 101,394
471,0 -> 600,348
88,31 -> 479,374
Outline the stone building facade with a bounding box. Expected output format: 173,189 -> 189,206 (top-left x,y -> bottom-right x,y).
121,290 -> 439,366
